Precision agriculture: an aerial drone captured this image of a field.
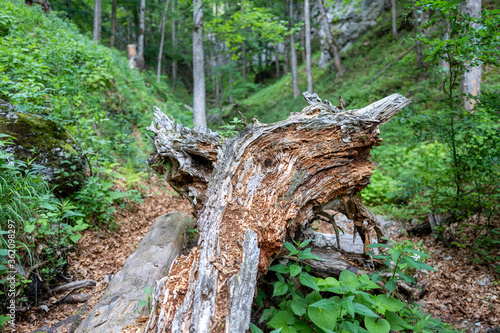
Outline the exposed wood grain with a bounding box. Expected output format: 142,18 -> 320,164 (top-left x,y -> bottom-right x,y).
145,93 -> 410,332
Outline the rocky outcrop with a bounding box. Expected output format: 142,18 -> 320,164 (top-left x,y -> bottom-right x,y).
315,0 -> 388,69
0,100 -> 85,196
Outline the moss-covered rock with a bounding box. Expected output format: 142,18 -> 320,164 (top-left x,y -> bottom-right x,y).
0,100 -> 85,196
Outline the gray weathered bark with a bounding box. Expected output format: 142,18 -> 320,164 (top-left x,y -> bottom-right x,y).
138,0 -> 146,57
460,0 -> 482,110
76,213 -> 194,333
157,0 -> 171,82
193,0 -> 207,128
92,0 -> 101,42
316,0 -> 344,76
144,93 -> 410,332
304,0 -> 313,92
411,0 -> 423,68
290,0 -> 300,98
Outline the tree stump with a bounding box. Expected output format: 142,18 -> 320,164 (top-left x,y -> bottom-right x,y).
145,93 -> 410,332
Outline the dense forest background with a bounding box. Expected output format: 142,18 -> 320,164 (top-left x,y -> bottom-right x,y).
0,0 -> 499,331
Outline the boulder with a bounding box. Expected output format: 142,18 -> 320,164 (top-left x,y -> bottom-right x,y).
316,0 -> 386,69
0,100 -> 85,196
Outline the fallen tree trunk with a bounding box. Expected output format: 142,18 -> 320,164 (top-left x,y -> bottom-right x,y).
75,213 -> 194,333
145,93 -> 410,332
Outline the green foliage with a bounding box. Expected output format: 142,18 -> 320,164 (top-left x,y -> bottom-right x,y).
367,239 -> 435,295
137,286 -> 154,313
218,117 -> 244,138
257,240 -> 456,333
206,3 -> 291,60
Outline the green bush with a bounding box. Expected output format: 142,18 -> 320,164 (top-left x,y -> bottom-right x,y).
254,240 -> 456,333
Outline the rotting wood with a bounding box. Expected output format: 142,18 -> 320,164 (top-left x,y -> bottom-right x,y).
145,92 -> 410,332
75,213 -> 194,333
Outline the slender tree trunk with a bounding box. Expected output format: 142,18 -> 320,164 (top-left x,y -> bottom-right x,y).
284,40 -> 289,75
93,0 -> 101,42
110,0 -> 117,48
460,0 -> 482,110
290,0 -> 300,98
275,44 -> 281,78
411,0 -> 423,67
66,0 -> 70,18
304,0 -> 313,93
301,17 -> 306,63
171,0 -> 177,91
138,0 -> 146,56
157,0 -> 171,82
193,0 -> 207,127
241,3 -> 247,81
391,0 -> 398,40
316,0 -> 344,76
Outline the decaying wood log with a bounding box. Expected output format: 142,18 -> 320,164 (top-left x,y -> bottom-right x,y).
75,213 -> 194,333
145,92 -> 410,332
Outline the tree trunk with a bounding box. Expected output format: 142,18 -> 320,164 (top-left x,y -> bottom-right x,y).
193,0 -> 207,128
460,0 -> 482,110
93,0 -> 101,42
76,213 -> 194,333
144,93 -> 410,332
171,0 -> 177,91
110,0 -> 116,48
290,0 -> 300,98
304,0 -> 313,93
411,0 -> 423,68
138,0 -> 146,57
275,44 -> 281,78
241,3 -> 247,81
157,0 -> 171,83
391,0 -> 398,40
316,0 -> 344,76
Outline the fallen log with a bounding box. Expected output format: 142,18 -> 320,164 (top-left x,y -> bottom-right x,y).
145,92 -> 410,332
50,280 -> 96,293
75,212 -> 194,333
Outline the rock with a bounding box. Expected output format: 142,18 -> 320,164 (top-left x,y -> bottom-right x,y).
315,0 -> 386,69
0,100 -> 85,196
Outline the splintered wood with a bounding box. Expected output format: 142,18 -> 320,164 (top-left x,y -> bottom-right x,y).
145,93 -> 410,332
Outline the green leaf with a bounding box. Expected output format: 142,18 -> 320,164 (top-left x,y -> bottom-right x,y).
144,286 -> 154,294
260,308 -> 276,323
250,323 -> 264,333
267,310 -> 295,329
339,270 -> 358,283
299,272 -> 319,291
373,295 -> 405,312
289,264 -> 302,277
353,303 -> 379,318
273,281 -> 289,296
385,311 -> 413,331
269,264 -> 290,274
364,317 -> 390,333
307,306 -> 338,331
310,299 -> 338,311
290,296 -> 307,316
69,233 -> 82,243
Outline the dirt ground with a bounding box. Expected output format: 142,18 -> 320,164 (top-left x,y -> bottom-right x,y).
15,178 -> 499,332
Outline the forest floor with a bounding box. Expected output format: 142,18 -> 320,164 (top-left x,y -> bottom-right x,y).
16,177 -> 499,333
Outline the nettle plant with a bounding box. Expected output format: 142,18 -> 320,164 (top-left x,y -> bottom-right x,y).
254,239 -> 456,333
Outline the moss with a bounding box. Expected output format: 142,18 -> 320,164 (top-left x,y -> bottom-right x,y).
0,101 -> 85,196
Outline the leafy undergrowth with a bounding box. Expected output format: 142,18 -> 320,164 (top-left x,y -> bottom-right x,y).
15,175 -> 192,332
0,0 -> 191,324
